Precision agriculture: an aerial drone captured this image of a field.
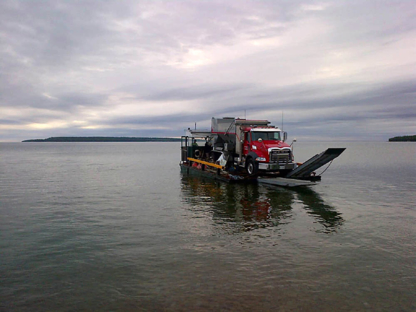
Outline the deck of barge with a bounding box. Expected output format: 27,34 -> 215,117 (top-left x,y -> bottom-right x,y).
180,163 -> 316,187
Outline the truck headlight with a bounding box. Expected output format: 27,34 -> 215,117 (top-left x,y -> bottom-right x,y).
256,157 -> 266,161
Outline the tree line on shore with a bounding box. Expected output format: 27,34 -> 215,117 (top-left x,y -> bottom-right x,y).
22,135 -> 415,142
388,135 -> 416,142
22,137 -> 182,142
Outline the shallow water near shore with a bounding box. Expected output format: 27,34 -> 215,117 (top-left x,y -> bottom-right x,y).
1,142 -> 415,311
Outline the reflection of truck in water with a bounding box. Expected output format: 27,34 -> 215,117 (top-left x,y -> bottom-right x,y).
181,175 -> 344,233
180,117 -> 345,187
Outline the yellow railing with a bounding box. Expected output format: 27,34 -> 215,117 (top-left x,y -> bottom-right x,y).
187,157 -> 223,169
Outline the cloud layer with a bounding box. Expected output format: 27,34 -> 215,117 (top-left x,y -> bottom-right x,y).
1,0 -> 415,141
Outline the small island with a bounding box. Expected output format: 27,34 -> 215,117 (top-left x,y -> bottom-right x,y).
388,135 -> 416,142
22,137 -> 182,142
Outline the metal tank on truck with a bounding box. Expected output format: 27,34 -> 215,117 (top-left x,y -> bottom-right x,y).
210,117 -> 296,176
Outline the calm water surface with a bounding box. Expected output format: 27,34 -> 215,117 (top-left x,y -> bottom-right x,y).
1,142 -> 415,311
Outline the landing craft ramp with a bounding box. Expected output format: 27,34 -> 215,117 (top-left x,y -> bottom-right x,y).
258,177 -> 316,187
286,148 -> 346,180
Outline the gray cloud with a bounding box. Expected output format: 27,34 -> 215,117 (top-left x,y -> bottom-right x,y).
0,0 -> 415,141
142,83 -> 252,101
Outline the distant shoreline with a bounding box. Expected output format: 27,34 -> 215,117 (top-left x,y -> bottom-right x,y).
388,135 -> 416,142
22,137 -> 182,142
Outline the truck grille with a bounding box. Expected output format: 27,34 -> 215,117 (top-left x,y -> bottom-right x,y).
270,150 -> 291,164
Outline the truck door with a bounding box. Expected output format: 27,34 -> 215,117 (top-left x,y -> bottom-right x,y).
243,132 -> 250,155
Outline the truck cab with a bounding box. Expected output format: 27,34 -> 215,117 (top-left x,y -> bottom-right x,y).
242,127 -> 295,175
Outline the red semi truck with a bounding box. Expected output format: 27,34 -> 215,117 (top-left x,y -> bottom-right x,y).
181,117 -> 296,177
210,117 -> 296,175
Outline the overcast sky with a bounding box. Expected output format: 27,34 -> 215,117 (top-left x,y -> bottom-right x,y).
1,0 -> 415,142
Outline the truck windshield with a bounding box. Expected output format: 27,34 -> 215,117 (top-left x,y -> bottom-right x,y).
252,131 -> 281,141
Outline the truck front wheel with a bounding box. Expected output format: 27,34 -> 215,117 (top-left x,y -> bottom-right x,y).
246,159 -> 258,175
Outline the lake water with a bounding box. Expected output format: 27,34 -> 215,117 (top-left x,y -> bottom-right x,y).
1,142 -> 415,311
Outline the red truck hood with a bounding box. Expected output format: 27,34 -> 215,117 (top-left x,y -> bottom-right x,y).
252,140 -> 290,150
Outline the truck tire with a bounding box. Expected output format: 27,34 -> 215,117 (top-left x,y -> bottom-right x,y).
246,158 -> 258,175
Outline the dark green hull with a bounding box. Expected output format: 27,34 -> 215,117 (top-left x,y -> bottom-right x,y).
180,163 -> 256,183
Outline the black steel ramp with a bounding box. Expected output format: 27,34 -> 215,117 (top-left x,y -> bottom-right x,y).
286,148 -> 346,179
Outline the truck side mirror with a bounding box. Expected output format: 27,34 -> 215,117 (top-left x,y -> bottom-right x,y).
283,132 -> 287,142
291,138 -> 297,147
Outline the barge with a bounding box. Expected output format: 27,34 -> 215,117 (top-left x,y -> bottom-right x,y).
180,117 -> 345,187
